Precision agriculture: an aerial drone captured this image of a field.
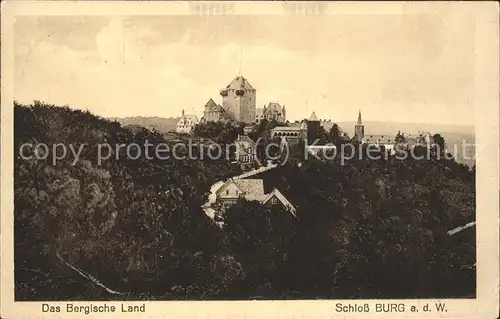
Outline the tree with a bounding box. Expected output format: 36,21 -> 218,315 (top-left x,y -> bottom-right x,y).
222,199 -> 296,298
432,133 -> 446,155
395,130 -> 406,144
14,101 -> 476,300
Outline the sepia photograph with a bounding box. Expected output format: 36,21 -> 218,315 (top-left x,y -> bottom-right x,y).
1,1 -> 499,318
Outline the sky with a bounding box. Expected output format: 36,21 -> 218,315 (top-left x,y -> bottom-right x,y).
14,12 -> 476,125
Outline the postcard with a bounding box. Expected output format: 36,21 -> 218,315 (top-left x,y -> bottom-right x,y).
1,1 -> 498,318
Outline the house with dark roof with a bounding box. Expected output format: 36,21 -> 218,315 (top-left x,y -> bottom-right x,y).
261,188 -> 297,218
215,178 -> 297,218
216,179 -> 266,205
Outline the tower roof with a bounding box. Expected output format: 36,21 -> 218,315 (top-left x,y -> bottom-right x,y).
266,102 -> 282,112
357,110 -> 363,125
308,111 -> 319,122
205,98 -> 217,108
225,76 -> 255,90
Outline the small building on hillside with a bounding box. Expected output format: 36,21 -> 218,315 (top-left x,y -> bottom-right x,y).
175,110 -> 199,134
215,178 -> 297,218
261,188 -> 297,217
216,179 -> 266,207
234,135 -> 257,166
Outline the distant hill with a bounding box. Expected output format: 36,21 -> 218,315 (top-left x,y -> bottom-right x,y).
109,116 -> 179,133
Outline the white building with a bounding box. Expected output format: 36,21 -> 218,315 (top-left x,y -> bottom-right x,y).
175,110 -> 199,134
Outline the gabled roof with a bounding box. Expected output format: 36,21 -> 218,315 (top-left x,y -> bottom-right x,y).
234,179 -> 264,196
236,135 -> 256,155
308,111 -> 319,122
266,102 -> 282,112
225,76 -> 255,90
216,178 -> 264,197
262,188 -> 297,218
204,99 -> 225,112
245,194 -> 268,202
236,134 -> 255,145
177,114 -> 199,124
205,98 -> 218,108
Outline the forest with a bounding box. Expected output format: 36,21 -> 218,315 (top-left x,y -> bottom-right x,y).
14,101 -> 475,300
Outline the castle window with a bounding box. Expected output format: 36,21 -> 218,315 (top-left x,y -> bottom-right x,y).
226,190 -> 229,195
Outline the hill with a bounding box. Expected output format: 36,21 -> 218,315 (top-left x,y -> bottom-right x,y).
14,101 -> 241,300
14,102 -> 476,300
110,116 -> 180,133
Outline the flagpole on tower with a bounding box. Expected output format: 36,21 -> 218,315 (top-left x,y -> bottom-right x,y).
239,46 -> 243,76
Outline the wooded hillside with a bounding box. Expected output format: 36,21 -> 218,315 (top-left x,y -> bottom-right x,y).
14,102 -> 475,300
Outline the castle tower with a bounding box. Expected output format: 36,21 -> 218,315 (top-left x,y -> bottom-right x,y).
307,111 -> 321,144
354,110 -> 364,142
219,76 -> 256,123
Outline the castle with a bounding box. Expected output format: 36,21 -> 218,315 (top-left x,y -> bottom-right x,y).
199,76 -> 256,124
199,75 -> 285,125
